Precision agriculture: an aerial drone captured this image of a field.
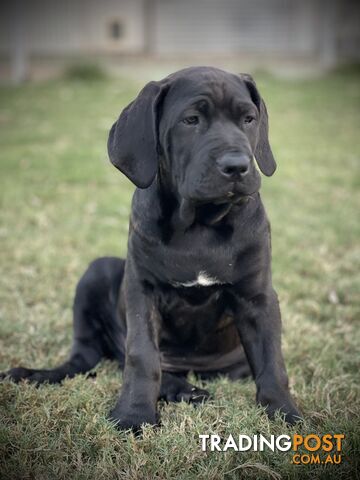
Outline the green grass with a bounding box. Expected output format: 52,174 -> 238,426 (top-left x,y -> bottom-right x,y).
0,68 -> 359,479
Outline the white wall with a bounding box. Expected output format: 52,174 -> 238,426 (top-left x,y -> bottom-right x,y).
0,0 -> 146,56
153,0 -> 319,55
0,0 -> 358,61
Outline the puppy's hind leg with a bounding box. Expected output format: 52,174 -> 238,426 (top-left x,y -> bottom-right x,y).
1,257 -> 126,384
159,372 -> 211,404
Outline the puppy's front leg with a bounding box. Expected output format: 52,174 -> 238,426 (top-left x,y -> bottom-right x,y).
234,289 -> 301,424
110,261 -> 161,432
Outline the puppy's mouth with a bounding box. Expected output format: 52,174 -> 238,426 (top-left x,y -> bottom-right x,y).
184,186 -> 256,205
215,190 -> 253,204
177,176 -> 260,227
197,186 -> 257,206
179,191 -> 256,228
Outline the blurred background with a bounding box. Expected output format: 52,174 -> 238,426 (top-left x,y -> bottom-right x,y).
0,0 -> 360,83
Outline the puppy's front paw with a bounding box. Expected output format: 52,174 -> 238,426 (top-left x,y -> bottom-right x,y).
257,389 -> 302,425
266,401 -> 302,425
109,407 -> 159,433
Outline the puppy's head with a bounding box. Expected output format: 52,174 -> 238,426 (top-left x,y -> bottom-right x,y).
108,67 -> 276,203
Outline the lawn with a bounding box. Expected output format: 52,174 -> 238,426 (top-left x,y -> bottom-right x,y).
0,66 -> 359,479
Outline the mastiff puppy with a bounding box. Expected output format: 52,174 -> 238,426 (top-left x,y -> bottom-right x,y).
1,67 -> 301,430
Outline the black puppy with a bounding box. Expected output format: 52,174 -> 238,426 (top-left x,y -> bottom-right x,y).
1,67 -> 301,430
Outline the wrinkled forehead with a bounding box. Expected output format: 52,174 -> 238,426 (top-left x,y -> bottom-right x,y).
163,69 -> 252,119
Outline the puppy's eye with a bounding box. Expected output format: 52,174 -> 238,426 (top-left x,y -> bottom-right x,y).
244,115 -> 255,124
182,115 -> 199,125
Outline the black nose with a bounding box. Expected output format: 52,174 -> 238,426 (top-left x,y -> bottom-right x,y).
216,153 -> 250,180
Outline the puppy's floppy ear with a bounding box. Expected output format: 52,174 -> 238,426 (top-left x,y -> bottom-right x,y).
239,73 -> 277,176
107,80 -> 168,188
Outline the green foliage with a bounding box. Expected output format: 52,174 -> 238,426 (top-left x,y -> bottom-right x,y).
0,70 -> 359,479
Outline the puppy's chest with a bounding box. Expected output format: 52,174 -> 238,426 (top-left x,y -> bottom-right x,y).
154,233 -> 240,287
134,217 -> 265,288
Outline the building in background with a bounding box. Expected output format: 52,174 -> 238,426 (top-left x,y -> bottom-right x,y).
0,0 -> 359,83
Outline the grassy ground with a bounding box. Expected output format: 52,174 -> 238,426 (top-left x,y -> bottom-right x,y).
0,67 -> 359,479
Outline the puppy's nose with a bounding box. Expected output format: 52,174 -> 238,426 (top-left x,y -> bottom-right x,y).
216,153 -> 250,179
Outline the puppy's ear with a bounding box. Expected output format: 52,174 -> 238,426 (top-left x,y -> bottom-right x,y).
107,80 -> 168,188
239,74 -> 277,177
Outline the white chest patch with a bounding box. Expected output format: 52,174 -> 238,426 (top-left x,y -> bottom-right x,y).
174,271 -> 220,288
196,272 -> 219,286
